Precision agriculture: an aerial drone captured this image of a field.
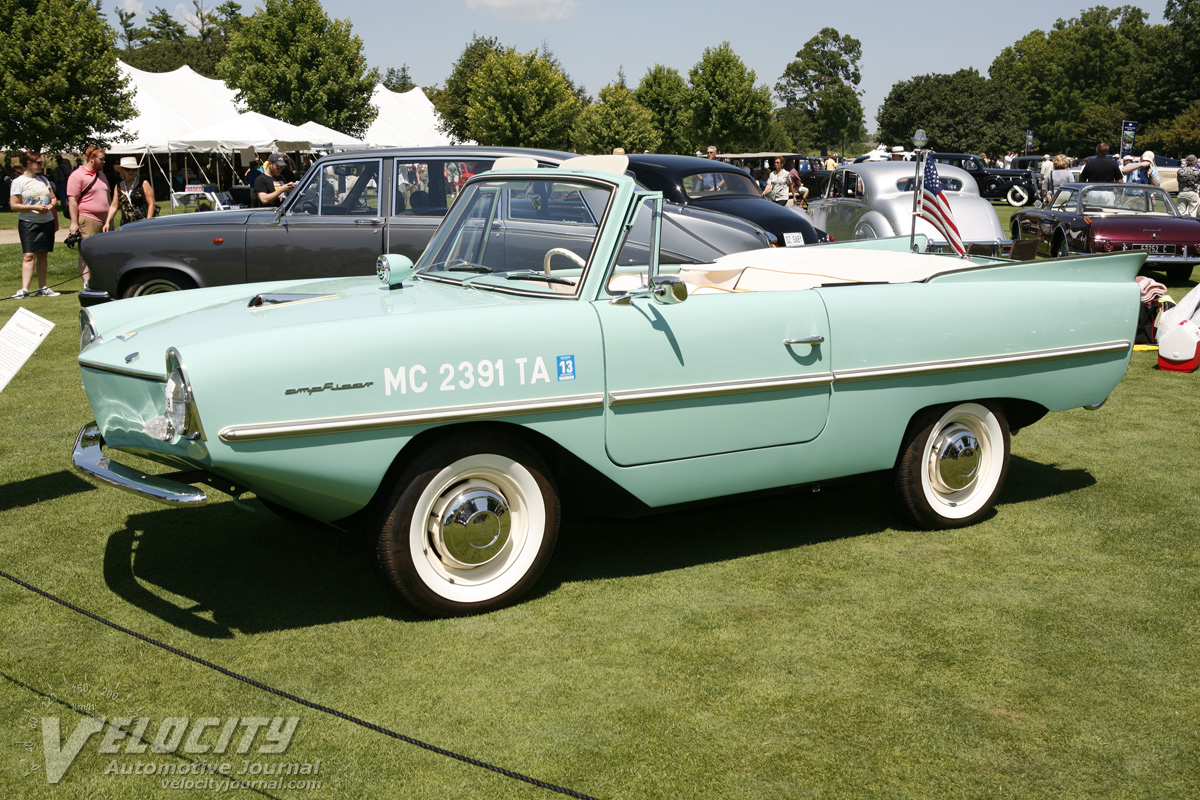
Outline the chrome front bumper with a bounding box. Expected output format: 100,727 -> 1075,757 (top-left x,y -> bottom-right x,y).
72,423 -> 208,506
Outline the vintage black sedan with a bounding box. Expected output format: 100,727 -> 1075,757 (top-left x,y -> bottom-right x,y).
623,154 -> 823,247
78,148 -> 775,305
929,153 -> 1040,206
1011,182 -> 1200,281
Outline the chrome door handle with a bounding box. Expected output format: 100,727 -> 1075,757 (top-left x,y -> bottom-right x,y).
354,218 -> 382,225
784,335 -> 824,346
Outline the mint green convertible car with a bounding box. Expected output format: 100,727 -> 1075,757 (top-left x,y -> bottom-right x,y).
74,155 -> 1144,617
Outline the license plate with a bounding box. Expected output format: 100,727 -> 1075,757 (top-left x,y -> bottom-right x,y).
783,232 -> 804,247
1135,243 -> 1176,254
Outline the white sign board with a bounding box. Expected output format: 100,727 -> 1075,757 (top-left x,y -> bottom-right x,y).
0,307 -> 55,393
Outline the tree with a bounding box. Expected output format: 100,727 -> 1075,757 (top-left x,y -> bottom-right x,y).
435,35 -> 503,143
989,6 -> 1161,153
218,0 -> 377,136
116,8 -> 147,49
634,65 -> 692,154
146,6 -> 188,41
119,3 -> 242,77
687,42 -> 772,152
1141,100 -> 1200,155
0,0 -> 135,152
775,27 -> 865,154
572,76 -> 661,154
876,69 -> 1024,155
382,65 -> 416,93
465,47 -> 581,150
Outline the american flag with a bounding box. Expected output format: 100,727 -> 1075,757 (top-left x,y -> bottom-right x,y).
918,157 -> 965,256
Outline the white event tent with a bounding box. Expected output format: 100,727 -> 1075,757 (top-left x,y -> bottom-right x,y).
364,84 -> 455,147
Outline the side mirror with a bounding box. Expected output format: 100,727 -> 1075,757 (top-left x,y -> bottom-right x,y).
377,253 -> 415,288
650,275 -> 687,305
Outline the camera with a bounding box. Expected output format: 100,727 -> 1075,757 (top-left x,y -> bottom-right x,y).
64,230 -> 83,249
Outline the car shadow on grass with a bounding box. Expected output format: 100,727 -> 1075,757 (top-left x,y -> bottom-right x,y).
101,455 -> 1096,632
102,502 -> 418,637
0,469 -> 94,513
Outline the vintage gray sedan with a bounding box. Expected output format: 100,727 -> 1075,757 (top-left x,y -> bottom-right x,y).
806,161 -> 1007,254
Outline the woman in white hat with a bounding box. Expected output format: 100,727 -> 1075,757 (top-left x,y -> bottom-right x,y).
105,156 -> 155,228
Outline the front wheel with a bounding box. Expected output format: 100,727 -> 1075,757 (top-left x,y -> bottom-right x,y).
885,402 -> 1010,529
121,270 -> 197,298
375,434 -> 560,617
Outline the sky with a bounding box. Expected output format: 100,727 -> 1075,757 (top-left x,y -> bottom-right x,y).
106,0 -> 1168,150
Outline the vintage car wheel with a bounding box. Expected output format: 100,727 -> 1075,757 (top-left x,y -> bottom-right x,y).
122,270 -> 197,298
887,402 -> 1010,529
1006,185 -> 1031,207
1050,233 -> 1070,259
853,222 -> 880,240
375,434 -> 560,617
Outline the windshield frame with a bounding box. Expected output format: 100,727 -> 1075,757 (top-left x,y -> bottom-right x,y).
415,172 -> 620,299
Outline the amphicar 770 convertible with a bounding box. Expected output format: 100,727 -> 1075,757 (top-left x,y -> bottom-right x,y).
74,154 -> 1144,617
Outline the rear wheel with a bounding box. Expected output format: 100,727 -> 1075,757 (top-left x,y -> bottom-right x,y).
374,433 -> 560,617
122,270 -> 197,298
885,402 -> 1010,529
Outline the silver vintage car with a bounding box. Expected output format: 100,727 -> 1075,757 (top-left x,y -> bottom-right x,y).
806,161 -> 1008,254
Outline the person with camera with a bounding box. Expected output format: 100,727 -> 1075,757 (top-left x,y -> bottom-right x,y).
252,154 -> 297,208
105,156 -> 155,229
9,151 -> 60,298
67,145 -> 111,288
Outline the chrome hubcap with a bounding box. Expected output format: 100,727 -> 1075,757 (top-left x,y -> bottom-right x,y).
932,424 -> 980,493
435,488 -> 510,568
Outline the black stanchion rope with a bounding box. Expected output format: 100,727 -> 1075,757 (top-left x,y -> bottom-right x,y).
0,568 -> 603,800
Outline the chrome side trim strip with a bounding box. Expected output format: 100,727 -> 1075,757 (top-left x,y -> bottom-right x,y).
608,374 -> 834,406
79,361 -> 164,381
219,393 -> 605,442
831,340 -> 1131,383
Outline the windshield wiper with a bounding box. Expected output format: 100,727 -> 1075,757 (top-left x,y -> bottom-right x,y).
446,262 -> 493,273
504,271 -> 576,286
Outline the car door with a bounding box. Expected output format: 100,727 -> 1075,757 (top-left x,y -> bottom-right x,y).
813,170 -> 865,242
245,157 -> 385,281
593,196 -> 832,467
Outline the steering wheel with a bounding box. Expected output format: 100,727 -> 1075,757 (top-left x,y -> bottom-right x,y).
542,247 -> 586,275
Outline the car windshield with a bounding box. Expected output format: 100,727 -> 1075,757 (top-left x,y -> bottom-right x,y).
1079,185 -> 1177,215
681,171 -> 760,199
416,176 -> 613,296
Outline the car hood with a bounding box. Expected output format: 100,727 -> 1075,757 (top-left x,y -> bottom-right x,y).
80,275 -> 550,378
115,208 -> 274,231
690,195 -> 810,230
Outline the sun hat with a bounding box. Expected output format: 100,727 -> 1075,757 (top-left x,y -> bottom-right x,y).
1141,150 -> 1155,163
118,156 -> 140,170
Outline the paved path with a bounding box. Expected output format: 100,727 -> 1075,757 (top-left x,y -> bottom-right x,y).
0,225 -> 71,246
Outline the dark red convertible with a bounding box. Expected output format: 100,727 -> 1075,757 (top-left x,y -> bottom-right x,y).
1011,182 -> 1200,281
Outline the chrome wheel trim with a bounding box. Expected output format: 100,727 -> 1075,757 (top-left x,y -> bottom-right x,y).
919,403 -> 1003,520
1007,185 -> 1030,206
133,278 -> 184,295
409,453 -> 545,603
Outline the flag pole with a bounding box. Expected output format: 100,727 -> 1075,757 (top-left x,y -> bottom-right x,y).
909,129 -> 927,253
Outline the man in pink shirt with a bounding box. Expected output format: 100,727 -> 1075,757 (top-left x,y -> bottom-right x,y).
67,145 -> 111,287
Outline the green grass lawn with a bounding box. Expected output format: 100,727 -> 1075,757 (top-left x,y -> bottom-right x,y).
1,243 -> 1197,799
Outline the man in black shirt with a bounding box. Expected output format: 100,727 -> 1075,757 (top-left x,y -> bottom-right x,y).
1079,142 -> 1123,183
252,154 -> 297,207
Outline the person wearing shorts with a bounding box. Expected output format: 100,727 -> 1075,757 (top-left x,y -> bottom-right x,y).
67,145 -> 111,288
9,151 -> 60,298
